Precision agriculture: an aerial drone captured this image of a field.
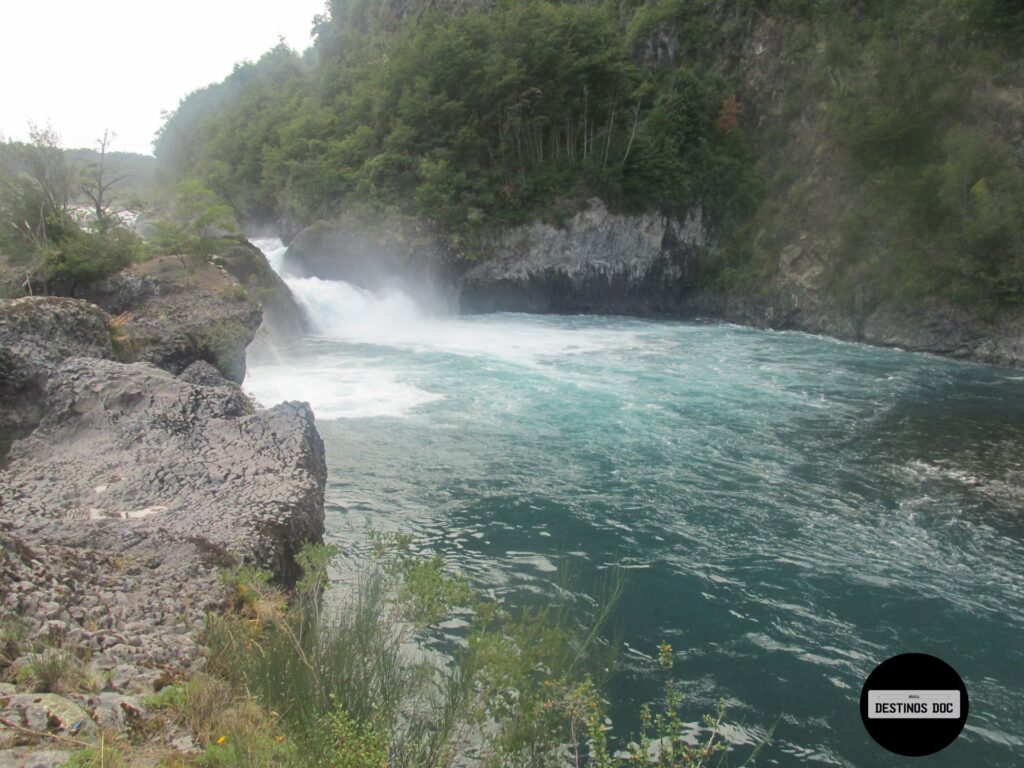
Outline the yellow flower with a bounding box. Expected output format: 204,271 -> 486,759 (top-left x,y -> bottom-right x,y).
275,735 -> 285,743
216,736 -> 227,745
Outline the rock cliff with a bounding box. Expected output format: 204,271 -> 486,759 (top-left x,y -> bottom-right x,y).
459,200 -> 710,315
78,254 -> 262,383
285,203 -> 1024,367
0,298 -> 113,457
0,288 -> 326,754
212,240 -> 308,343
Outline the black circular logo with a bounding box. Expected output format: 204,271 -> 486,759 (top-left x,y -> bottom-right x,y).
860,653 -> 969,756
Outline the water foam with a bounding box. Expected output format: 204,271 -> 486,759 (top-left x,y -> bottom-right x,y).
244,356 -> 441,420
246,238 -> 648,419
247,237 -> 442,419
252,237 -> 643,363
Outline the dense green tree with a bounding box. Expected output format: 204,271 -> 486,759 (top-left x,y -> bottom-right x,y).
155,0 -> 751,233
153,0 -> 1024,309
148,179 -> 240,259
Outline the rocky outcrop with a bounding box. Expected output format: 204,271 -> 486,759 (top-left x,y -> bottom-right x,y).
459,200 -> 711,315
212,240 -> 308,342
80,258 -> 262,384
0,287 -> 326,733
634,18 -> 679,72
449,199 -> 1024,367
285,197 -> 1022,366
2,357 -> 325,582
860,300 -> 1024,366
285,203 -> 711,317
0,298 -> 114,458
685,281 -> 1024,368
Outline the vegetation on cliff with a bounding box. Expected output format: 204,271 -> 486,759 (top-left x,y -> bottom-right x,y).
136,540 -> 763,767
0,128 -> 144,292
5,539 -> 765,766
155,0 -> 1024,312
154,0 -> 757,236
775,0 -> 1024,309
0,129 -> 252,297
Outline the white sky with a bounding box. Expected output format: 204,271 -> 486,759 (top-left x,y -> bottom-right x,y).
0,1 -> 327,155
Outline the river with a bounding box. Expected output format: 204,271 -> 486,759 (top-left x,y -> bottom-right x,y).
246,238 -> 1024,767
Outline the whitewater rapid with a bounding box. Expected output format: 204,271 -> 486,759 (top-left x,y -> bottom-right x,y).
244,237 -> 1024,768
248,237 -> 646,418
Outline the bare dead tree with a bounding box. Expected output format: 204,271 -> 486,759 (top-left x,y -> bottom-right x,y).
80,129 -> 130,231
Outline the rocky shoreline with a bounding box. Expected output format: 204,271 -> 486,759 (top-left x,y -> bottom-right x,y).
283,202 -> 1024,369
0,244 -> 325,766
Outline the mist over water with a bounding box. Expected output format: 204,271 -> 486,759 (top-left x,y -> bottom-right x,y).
247,238 -> 1024,767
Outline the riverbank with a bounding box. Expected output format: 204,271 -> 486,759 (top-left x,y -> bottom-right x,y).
281,204 -> 1024,370
0,243 -> 326,765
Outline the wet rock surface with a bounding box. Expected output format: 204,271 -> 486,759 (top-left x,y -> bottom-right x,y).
212,240 -> 308,343
458,200 -> 710,315
690,285 -> 1024,369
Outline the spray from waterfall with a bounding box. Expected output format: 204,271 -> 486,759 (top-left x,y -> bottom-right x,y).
252,237 -> 429,342
245,237 -> 643,419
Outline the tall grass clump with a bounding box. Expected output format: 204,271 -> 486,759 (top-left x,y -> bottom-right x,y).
202,539 -> 769,767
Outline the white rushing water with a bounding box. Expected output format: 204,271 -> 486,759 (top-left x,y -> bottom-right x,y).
244,236 -> 1024,768
248,237 -> 644,418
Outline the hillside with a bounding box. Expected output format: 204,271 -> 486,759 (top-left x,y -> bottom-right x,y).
155,0 -> 1024,355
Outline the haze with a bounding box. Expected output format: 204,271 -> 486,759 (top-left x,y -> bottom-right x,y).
0,0 -> 326,155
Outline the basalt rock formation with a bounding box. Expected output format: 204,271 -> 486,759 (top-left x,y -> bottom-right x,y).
78,255 -> 263,384
212,239 -> 308,343
0,297 -> 113,457
2,358 -> 325,577
0,281 -> 325,758
286,200 -> 1024,367
458,200 -> 710,315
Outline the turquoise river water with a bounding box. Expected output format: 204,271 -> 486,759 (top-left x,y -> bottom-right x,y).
247,239 -> 1024,767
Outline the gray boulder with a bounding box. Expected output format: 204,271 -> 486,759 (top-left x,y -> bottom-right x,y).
212,240 -> 308,342
2,357 -> 325,581
0,298 -> 112,458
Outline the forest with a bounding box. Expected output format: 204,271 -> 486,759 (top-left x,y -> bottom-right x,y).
120,0 -> 1024,309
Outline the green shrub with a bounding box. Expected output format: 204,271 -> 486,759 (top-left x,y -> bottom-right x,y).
197,541 -> 768,767
0,617 -> 27,666
148,179 -> 239,260
42,227 -> 142,288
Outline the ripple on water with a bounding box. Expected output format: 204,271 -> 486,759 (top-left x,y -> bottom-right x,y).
247,238 -> 1024,768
